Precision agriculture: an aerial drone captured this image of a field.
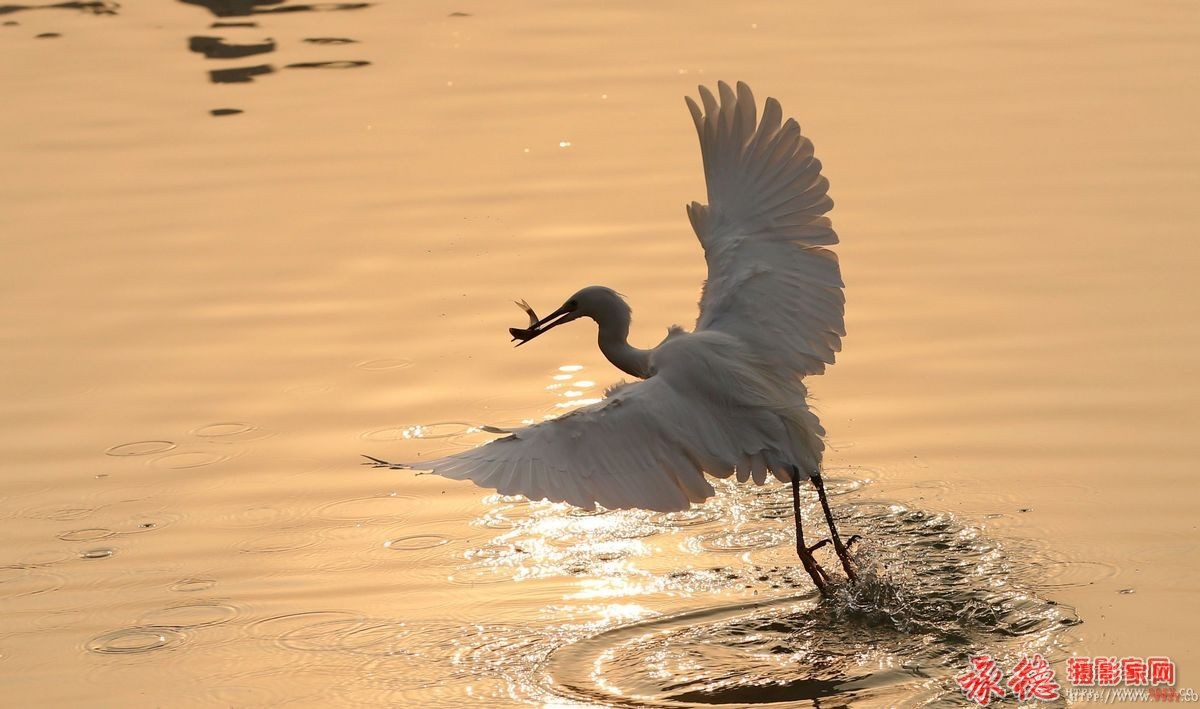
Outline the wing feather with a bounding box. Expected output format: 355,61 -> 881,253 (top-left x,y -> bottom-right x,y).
688,81 -> 844,376
399,376 -> 730,512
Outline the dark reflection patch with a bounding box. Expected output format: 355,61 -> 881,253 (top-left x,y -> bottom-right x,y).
209,64 -> 273,83
189,35 -> 275,59
178,0 -> 369,18
0,1 -> 117,16
285,60 -> 368,69
302,36 -> 356,44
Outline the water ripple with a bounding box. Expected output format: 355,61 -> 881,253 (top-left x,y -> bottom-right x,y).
138,600 -> 242,629
106,440 -> 176,456
87,626 -> 186,655
314,493 -> 414,524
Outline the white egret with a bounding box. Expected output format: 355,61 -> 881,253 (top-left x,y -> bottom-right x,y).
367,82 -> 854,595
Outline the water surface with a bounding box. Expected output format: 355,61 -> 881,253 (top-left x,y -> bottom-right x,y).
2,1 -> 1198,705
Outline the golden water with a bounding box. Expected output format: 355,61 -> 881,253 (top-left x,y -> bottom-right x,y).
2,1 -> 1198,705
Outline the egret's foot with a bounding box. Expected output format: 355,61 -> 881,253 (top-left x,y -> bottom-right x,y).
807,538 -> 831,553
804,538 -> 859,586
838,536 -> 864,580
826,529 -> 858,583
824,529 -> 858,583
833,541 -> 858,583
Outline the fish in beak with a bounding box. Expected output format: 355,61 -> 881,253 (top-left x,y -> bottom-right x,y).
509,299 -> 578,346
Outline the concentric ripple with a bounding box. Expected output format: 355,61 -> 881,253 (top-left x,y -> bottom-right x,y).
151,450 -> 231,469
247,611 -> 366,643
384,534 -> 451,551
315,493 -> 413,524
363,422 -> 473,442
170,577 -> 217,593
105,440 -> 176,456
57,527 -> 116,542
193,422 -> 254,437
87,626 -> 186,655
446,563 -> 522,586
238,530 -> 319,554
354,358 -> 412,371
21,503 -> 96,521
191,422 -> 272,443
650,508 -> 723,528
138,600 -> 241,629
0,569 -> 65,598
692,527 -> 789,553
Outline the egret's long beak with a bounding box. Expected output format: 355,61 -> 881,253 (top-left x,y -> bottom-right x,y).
509,304 -> 577,346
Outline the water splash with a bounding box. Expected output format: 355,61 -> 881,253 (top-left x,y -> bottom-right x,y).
533,492 -> 1079,707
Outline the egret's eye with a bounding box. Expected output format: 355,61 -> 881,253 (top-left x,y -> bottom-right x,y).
566,300 -> 578,310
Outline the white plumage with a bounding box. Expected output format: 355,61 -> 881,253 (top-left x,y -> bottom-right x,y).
375,81 -> 844,515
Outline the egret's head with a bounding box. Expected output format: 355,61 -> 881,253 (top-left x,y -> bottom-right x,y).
510,286 -> 629,345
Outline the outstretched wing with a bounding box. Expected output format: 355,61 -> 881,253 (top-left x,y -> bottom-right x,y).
389,377 -> 716,512
686,81 -> 845,376
373,368 -> 794,513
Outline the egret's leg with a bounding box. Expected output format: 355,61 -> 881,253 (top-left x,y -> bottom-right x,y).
790,467 -> 830,596
810,472 -> 857,582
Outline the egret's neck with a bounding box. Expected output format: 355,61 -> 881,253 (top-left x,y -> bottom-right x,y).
596,316 -> 653,379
